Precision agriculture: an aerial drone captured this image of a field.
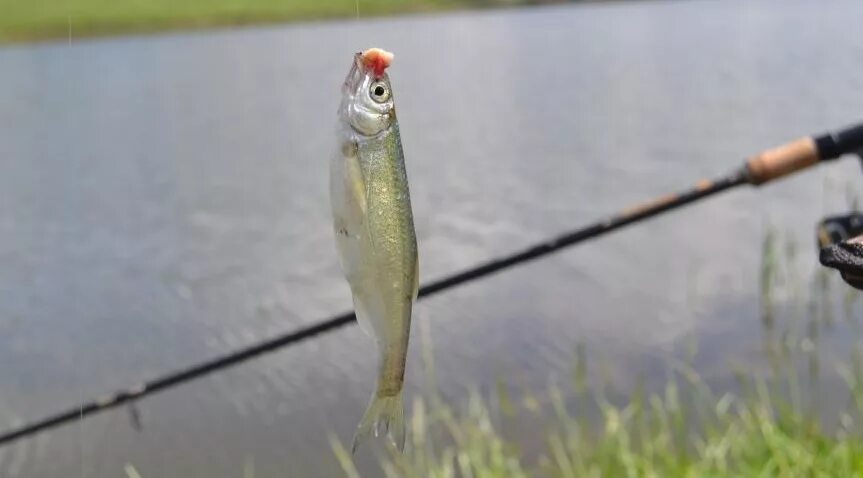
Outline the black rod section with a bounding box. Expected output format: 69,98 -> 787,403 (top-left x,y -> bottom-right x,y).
2,119 -> 859,448
816,122 -> 863,161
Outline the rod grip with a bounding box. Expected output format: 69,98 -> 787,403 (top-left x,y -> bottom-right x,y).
745,137 -> 819,185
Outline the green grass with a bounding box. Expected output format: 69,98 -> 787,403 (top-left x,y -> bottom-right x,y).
330,230 -> 863,477
331,359 -> 863,477
329,351 -> 863,477
333,376 -> 863,477
0,0 -> 542,44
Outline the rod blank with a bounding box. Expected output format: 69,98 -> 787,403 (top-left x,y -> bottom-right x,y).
0,121 -> 859,448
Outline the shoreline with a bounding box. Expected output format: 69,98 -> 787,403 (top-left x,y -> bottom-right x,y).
0,0 -> 637,47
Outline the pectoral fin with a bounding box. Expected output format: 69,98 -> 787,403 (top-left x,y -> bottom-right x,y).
331,142 -> 367,278
344,144 -> 367,217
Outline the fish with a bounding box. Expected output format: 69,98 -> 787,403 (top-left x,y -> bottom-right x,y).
330,47 -> 419,453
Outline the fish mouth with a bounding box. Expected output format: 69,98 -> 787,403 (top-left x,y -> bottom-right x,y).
342,52 -> 365,94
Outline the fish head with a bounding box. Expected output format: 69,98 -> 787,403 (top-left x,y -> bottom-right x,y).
340,48 -> 396,138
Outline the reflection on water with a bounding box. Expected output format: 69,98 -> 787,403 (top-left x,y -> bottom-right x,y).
0,0 -> 862,476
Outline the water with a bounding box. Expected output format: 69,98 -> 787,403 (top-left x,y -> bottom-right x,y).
0,0 -> 862,476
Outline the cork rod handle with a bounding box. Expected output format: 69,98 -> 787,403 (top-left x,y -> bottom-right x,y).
745,137 -> 819,185
746,122 -> 863,186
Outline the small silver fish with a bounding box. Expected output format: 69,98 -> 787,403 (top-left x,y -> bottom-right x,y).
330,48 -> 418,453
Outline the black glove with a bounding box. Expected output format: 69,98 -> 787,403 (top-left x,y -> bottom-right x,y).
820,235 -> 863,290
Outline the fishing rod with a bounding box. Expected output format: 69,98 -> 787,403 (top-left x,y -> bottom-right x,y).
0,121 -> 861,448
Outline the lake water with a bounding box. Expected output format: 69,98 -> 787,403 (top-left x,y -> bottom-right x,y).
0,0 -> 862,476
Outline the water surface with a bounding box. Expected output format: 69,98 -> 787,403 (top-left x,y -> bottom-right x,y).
0,0 -> 862,476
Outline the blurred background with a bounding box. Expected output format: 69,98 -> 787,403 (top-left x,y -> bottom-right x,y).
0,0 -> 862,477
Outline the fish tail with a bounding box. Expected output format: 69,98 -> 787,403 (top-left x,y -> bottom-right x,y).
351,389 -> 405,454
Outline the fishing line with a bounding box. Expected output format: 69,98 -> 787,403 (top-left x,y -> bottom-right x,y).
66,11 -> 87,478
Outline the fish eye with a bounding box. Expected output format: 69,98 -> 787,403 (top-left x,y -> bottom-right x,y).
369,81 -> 390,103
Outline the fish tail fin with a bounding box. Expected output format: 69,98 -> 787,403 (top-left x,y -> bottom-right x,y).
351,390 -> 405,454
